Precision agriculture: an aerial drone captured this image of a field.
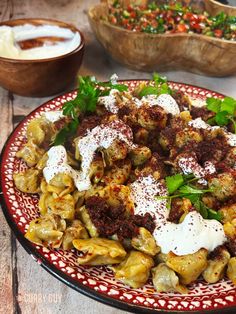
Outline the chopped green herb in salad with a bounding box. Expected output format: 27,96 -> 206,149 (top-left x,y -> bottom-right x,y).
107,1 -> 236,40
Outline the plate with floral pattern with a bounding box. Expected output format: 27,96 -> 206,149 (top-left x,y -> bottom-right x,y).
0,80 -> 235,314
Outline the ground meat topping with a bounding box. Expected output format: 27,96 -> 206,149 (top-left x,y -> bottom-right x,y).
225,239 -> 236,257
118,105 -> 132,119
190,106 -> 214,121
160,127 -> 176,149
208,245 -> 227,260
76,115 -> 102,137
85,196 -> 155,240
168,198 -> 185,223
196,137 -> 229,164
172,90 -> 189,112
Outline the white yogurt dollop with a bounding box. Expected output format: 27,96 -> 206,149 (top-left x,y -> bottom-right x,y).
189,97 -> 206,108
43,119 -> 135,191
43,145 -> 85,188
154,211 -> 226,255
141,94 -> 180,115
188,117 -> 236,147
130,175 -> 226,255
0,24 -> 81,60
178,157 -> 216,185
188,117 -> 219,130
77,119 -> 135,190
130,175 -> 168,223
98,87 -> 180,116
44,110 -> 64,123
98,89 -> 120,114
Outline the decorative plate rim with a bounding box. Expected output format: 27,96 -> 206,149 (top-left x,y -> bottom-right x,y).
1,80 -> 236,314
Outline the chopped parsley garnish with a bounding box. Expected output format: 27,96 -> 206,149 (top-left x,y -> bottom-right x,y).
206,96 -> 236,133
138,72 -> 172,97
54,76 -> 128,145
165,173 -> 184,194
157,173 -> 222,221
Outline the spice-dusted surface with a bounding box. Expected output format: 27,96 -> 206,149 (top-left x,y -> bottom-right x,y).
0,1 -> 236,313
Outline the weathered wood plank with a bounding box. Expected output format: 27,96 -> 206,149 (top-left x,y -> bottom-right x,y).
0,1 -> 129,313
0,0 -> 14,22
0,90 -> 14,314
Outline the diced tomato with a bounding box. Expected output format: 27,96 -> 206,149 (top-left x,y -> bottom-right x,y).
130,11 -> 136,19
141,21 -> 148,28
139,5 -> 146,11
151,20 -> 158,28
198,14 -> 206,22
110,16 -> 117,24
166,17 -> 175,25
126,24 -> 132,30
127,5 -> 133,12
214,29 -> 223,38
177,24 -> 188,32
134,25 -> 141,32
190,14 -> 199,22
122,19 -> 129,26
190,21 -> 201,31
166,10 -> 173,18
183,12 -> 193,21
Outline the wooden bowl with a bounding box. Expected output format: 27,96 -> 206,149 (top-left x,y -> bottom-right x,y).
0,18 -> 84,97
88,2 -> 236,76
205,0 -> 236,16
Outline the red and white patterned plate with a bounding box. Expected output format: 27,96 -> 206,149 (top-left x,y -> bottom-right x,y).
1,80 -> 236,314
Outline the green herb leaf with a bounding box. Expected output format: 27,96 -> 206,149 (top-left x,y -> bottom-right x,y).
54,118 -> 79,146
53,75 -> 128,145
184,193 -> 200,204
199,201 -> 209,219
215,111 -> 229,126
165,173 -> 184,194
158,171 -> 222,221
159,82 -> 172,95
221,97 -> 236,115
178,185 -> 206,195
206,96 -> 236,133
138,72 -> 171,97
148,2 -> 157,11
153,72 -> 167,84
139,86 -> 159,97
211,12 -> 227,28
207,208 -> 222,221
206,97 -> 221,113
207,116 -> 216,125
184,194 -> 221,221
62,100 -> 77,118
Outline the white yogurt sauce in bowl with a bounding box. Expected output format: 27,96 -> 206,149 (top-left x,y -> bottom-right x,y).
0,24 -> 81,60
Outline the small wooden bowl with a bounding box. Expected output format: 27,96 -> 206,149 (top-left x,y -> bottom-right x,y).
88,2 -> 236,77
0,18 -> 84,97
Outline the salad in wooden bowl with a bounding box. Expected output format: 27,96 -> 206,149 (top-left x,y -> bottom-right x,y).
88,0 -> 236,76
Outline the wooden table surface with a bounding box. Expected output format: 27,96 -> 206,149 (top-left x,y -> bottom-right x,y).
0,1 -> 236,314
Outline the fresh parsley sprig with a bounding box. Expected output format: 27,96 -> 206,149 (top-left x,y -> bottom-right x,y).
206,96 -> 236,133
156,173 -> 222,221
54,75 -> 128,145
138,72 -> 172,97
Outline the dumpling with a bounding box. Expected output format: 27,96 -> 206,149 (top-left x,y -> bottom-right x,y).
73,238 -> 127,265
152,263 -> 188,293
112,250 -> 154,288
